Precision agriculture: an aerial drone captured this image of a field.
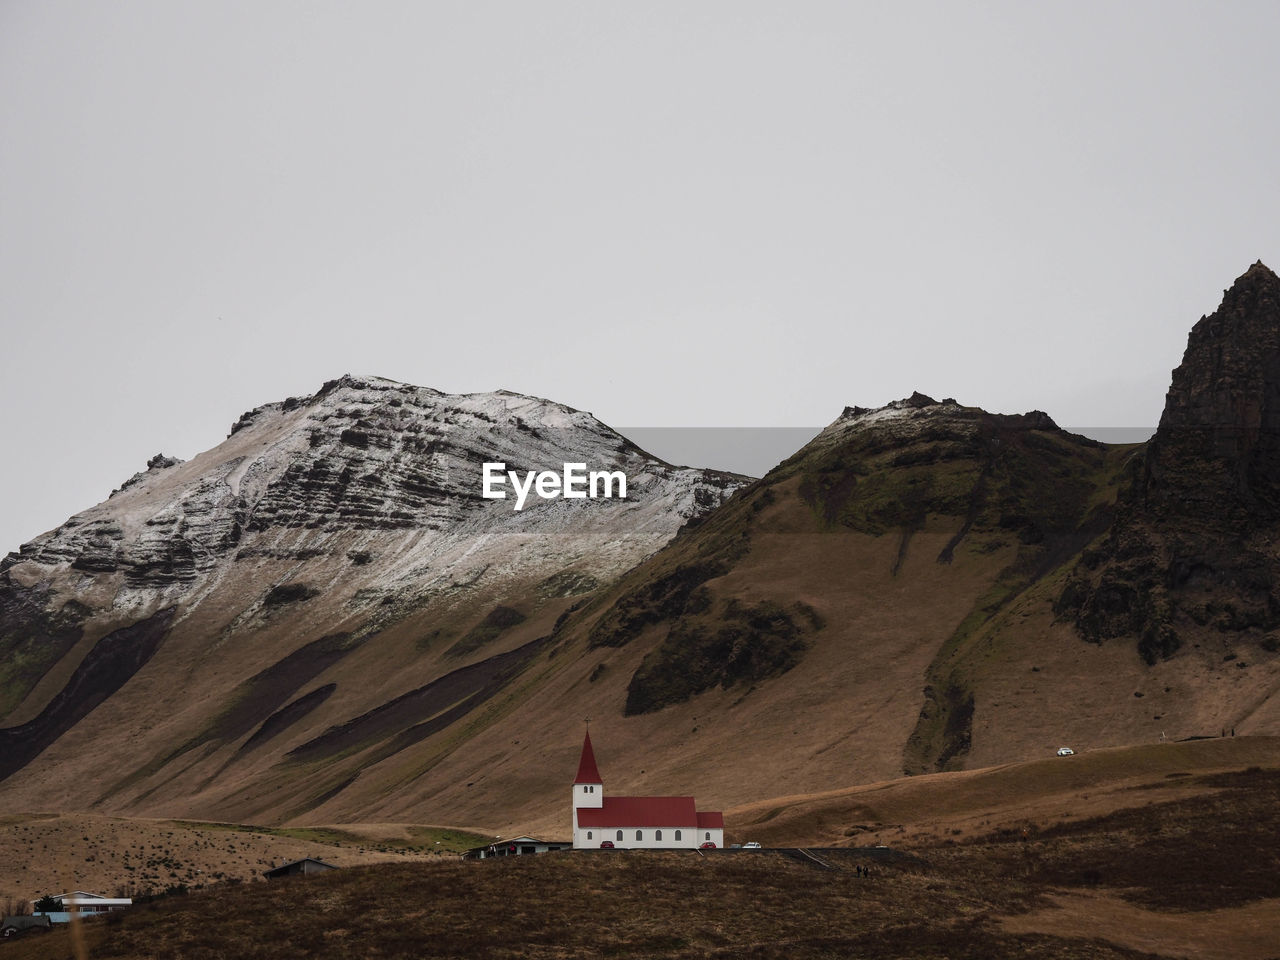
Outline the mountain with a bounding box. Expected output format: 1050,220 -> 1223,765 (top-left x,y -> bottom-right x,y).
0,376 -> 746,820
3,264 -> 1280,841
440,266 -> 1280,838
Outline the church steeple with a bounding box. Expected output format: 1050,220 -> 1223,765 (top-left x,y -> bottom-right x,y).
572,729 -> 603,842
573,729 -> 602,785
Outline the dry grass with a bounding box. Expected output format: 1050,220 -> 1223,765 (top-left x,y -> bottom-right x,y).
2,852 -> 1151,960
935,767 -> 1280,912
0,814 -> 485,901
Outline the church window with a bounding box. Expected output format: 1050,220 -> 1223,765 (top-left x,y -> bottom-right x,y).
705,831 -> 711,841
587,831 -> 592,840
655,830 -> 662,841
675,830 -> 681,841
616,830 -> 623,841
636,830 -> 643,841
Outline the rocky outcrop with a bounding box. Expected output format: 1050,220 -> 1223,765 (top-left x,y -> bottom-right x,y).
1149,261 -> 1280,516
1059,262 -> 1280,661
111,453 -> 185,498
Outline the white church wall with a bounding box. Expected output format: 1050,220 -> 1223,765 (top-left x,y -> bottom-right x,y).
574,825 -> 707,849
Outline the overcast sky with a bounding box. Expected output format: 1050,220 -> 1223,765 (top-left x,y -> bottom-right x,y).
3,1 -> 1279,553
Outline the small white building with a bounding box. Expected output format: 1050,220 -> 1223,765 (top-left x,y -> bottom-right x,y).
570,732 -> 724,850
465,836 -> 572,859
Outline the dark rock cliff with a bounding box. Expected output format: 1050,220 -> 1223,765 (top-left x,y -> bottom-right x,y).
1149,261 -> 1280,516
1059,261 -> 1280,661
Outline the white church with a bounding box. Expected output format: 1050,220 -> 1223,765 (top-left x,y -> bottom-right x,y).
571,731 -> 724,849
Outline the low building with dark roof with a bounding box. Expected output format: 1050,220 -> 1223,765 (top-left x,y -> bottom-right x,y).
263,858 -> 339,879
464,836 -> 572,859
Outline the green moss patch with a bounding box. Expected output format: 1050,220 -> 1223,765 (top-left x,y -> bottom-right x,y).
624,600 -> 823,715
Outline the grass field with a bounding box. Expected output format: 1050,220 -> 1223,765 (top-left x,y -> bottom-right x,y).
5,760 -> 1277,959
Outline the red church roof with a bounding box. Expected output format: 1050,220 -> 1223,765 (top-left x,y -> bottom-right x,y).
696,811 -> 725,830
573,731 -> 602,785
576,796 -> 700,828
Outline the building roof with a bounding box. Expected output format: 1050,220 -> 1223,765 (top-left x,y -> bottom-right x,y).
41,893 -> 133,907
573,730 -> 602,785
577,796 -> 702,828
464,836 -> 571,855
262,857 -> 339,878
696,811 -> 725,829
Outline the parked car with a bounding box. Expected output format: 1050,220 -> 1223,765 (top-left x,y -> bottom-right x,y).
1056,746 -> 1075,757
599,840 -> 615,849
699,841 -> 717,849
741,842 -> 762,849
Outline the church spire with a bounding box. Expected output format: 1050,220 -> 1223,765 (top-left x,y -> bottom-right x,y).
573,729 -> 602,784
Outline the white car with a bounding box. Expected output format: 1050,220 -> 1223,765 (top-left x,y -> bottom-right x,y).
741,841 -> 762,849
1056,746 -> 1075,756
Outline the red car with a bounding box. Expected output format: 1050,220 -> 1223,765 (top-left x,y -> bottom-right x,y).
599,840 -> 615,849
699,841 -> 717,849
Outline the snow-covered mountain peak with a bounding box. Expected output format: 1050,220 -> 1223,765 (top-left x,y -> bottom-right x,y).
3,377 -> 751,616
